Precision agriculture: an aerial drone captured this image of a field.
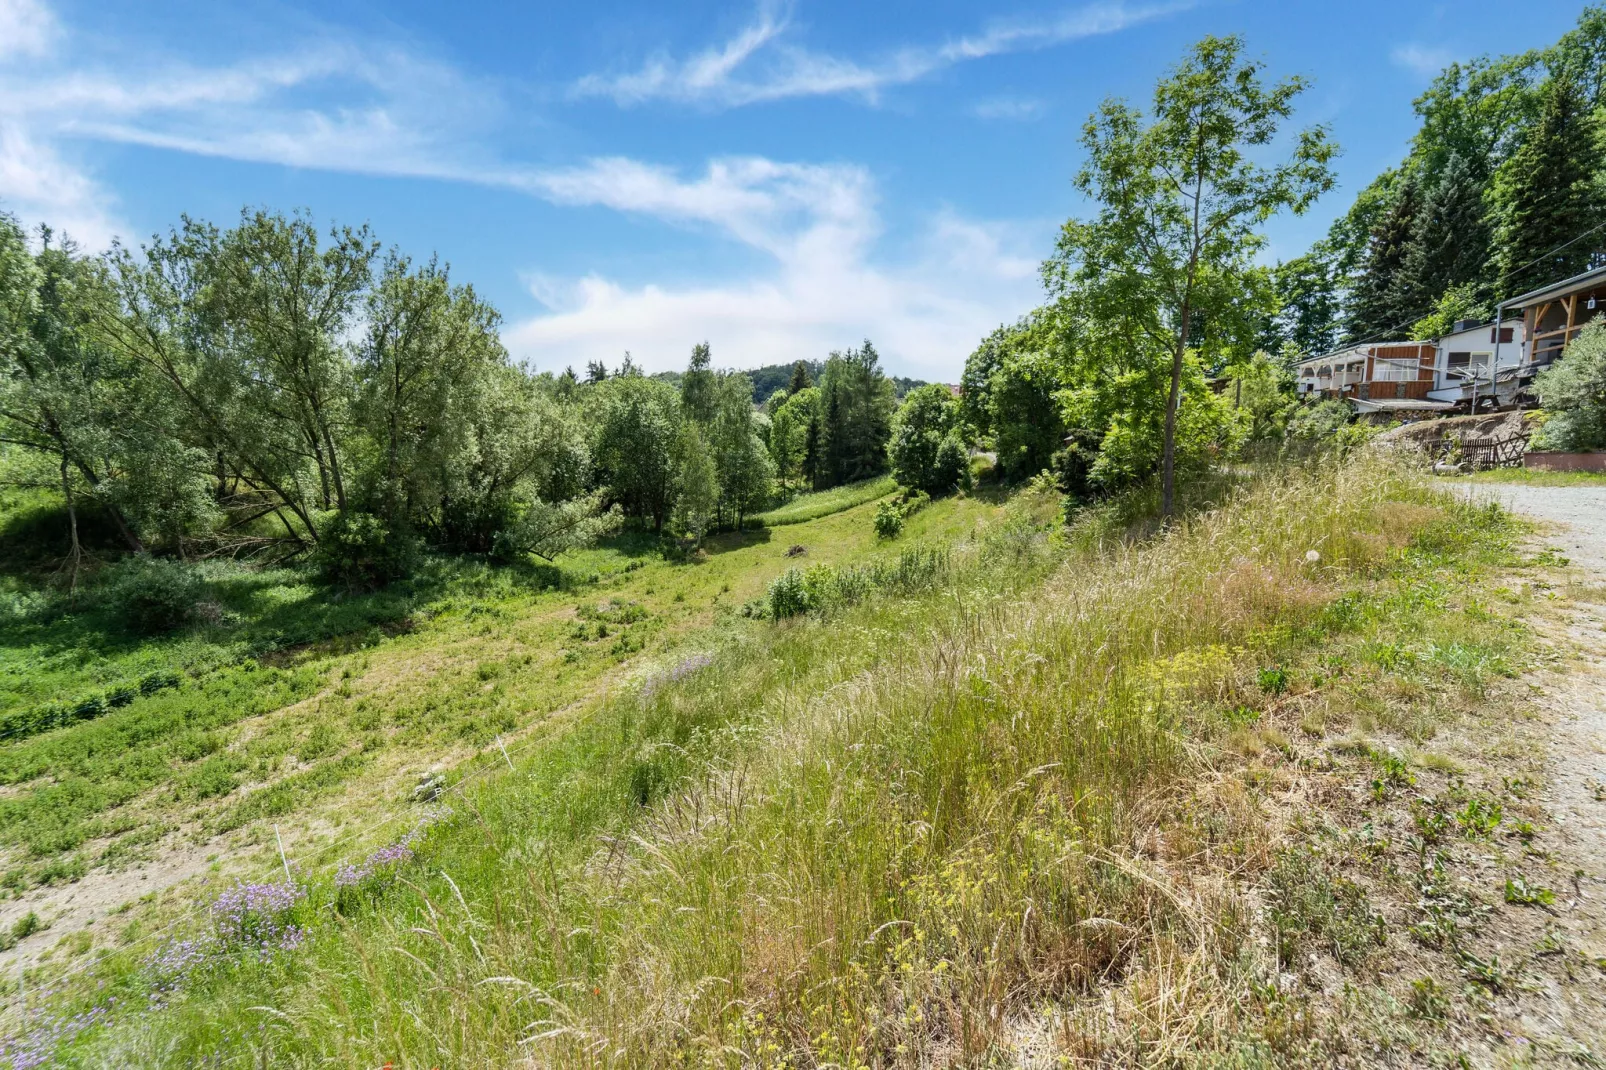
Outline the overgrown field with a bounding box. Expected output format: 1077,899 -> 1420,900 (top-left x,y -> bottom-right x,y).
0,475 -> 947,907
7,454 -> 1560,1067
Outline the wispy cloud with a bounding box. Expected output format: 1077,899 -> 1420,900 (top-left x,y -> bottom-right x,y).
573,0 -> 1188,108
502,157 -> 1041,377
0,0 -> 1044,374
1390,44 -> 1453,78
970,95 -> 1048,121
0,0 -> 56,60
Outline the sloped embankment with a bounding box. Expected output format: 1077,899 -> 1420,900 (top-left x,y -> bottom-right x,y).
71,459 -> 1537,1066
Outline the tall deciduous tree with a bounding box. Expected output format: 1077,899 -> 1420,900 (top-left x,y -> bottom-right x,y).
708,372 -> 774,530
1047,35 -> 1335,518
680,342 -> 716,424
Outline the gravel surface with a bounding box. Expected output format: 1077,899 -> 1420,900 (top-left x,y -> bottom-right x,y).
1450,482 -> 1606,574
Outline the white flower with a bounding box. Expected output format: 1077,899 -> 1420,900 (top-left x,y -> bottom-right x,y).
1305,550 -> 1321,563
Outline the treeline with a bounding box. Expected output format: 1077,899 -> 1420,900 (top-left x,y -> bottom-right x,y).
0,210 -> 901,586
1272,6 -> 1606,352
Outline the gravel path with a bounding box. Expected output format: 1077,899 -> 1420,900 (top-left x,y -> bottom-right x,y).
1451,482 -> 1606,574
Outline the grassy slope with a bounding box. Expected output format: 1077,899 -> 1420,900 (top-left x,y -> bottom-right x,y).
0,487 -> 995,934
41,457 -> 1551,1067
752,476 -> 898,527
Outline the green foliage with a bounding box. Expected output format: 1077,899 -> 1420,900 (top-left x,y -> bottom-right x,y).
1410,281 -> 1492,340
1044,35 -> 1334,513
1268,845 -> 1387,967
889,383 -> 967,494
671,422 -> 719,539
871,500 -> 904,540
1532,323 -> 1606,451
313,512 -> 419,592
102,555 -> 205,634
1224,350 -> 1298,442
1493,73 -> 1606,295
590,375 -> 681,531
1288,399 -> 1355,442
815,341 -> 895,488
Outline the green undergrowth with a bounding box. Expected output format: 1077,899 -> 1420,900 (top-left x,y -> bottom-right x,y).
24,457 -> 1538,1067
751,475 -> 897,526
0,489 -> 995,893
1448,466 -> 1606,486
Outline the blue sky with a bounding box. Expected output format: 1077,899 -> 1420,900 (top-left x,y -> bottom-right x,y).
0,0 -> 1593,379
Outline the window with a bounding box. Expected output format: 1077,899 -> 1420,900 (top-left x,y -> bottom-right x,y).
1447,352 -> 1489,375
1490,327 -> 1514,344
1371,358 -> 1417,382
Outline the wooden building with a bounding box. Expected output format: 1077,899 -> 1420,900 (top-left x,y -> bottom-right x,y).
1502,263 -> 1606,369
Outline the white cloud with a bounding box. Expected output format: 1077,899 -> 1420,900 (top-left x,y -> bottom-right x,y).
574,0 -> 1189,108
0,1 -> 1047,376
0,0 -> 55,60
0,122 -> 121,250
970,95 -> 1048,121
503,158 -> 1041,379
1390,44 -> 1453,78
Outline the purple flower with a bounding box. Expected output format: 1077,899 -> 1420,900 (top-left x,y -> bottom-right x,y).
641,653 -> 713,702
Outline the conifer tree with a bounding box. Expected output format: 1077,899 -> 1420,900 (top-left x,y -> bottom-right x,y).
786,359 -> 811,395
1346,173 -> 1421,340
1493,75 -> 1606,296
1397,151 -> 1494,318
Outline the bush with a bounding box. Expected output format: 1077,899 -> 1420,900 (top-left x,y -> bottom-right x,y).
102,555 -> 205,634
767,568 -> 813,619
1532,322 -> 1606,451
314,511 -> 419,591
932,432 -> 970,493
1287,399 -> 1354,442
872,500 -> 904,540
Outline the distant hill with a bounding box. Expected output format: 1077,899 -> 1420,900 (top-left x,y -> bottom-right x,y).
648,362 -> 927,403
744,361 -> 927,403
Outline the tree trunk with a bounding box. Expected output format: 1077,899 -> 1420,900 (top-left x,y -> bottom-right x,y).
1161,306 -> 1190,523
60,454 -> 82,594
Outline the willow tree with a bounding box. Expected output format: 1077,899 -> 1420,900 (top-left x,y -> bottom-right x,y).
1046,35 -> 1335,518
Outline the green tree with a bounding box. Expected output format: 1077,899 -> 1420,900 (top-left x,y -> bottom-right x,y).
680,342 -> 716,424
1398,151 -> 1494,314
708,372 -> 774,530
1493,74 -> 1606,295
590,375 -> 681,531
991,350 -> 1065,482
1046,35 -> 1335,517
354,253 -> 505,534
671,421 -> 718,539
0,220 -> 209,566
1532,322 -> 1606,450
787,359 -> 812,395
1346,172 -> 1422,341
1224,350 -> 1296,442
890,383 -> 965,494
1269,252 -> 1342,357
816,341 -> 894,487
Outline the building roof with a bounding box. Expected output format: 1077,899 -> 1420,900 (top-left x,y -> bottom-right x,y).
1350,398 -> 1456,413
1502,263 -> 1606,310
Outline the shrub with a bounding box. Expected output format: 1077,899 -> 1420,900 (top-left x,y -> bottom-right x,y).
314,511 -> 419,591
1287,399 -> 1354,441
101,555 -> 205,635
872,500 -> 904,539
1532,321 -> 1606,451
767,568 -> 813,619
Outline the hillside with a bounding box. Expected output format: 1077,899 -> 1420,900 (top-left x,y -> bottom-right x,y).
11,454 -> 1601,1066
